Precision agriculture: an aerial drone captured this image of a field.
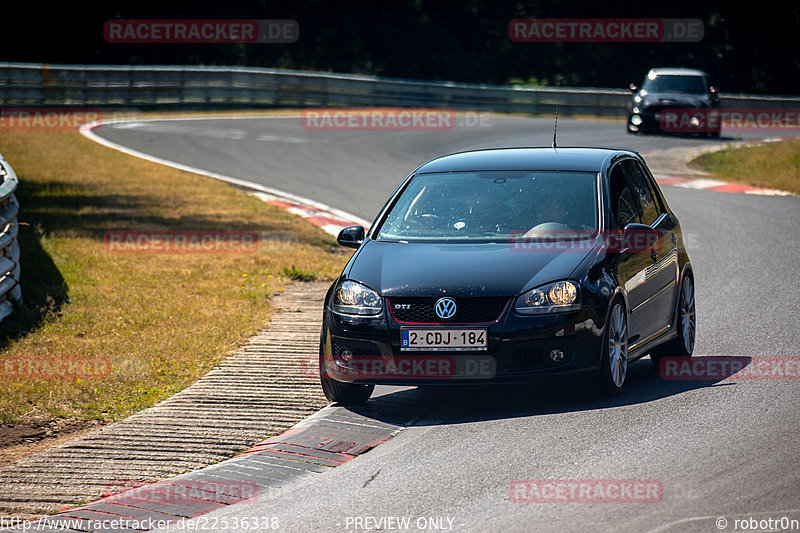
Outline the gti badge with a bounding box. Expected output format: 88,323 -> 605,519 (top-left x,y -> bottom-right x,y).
434,297 -> 457,320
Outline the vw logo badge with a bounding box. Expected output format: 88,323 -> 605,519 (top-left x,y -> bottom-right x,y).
434,297 -> 457,320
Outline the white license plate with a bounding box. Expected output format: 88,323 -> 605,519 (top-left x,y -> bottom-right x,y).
401,328 -> 487,351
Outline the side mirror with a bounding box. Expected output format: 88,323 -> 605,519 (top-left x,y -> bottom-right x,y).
337,225 -> 365,249
619,223 -> 662,256
629,83 -> 638,92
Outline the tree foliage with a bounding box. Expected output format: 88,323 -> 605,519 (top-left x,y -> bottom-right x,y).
3,0 -> 797,94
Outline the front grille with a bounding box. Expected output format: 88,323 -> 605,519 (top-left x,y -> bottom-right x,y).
643,103 -> 696,114
388,297 -> 509,324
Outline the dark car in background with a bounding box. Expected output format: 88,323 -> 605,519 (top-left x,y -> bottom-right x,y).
627,68 -> 721,137
319,147 -> 696,404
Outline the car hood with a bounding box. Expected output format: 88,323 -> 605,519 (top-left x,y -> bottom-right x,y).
346,239 -> 596,298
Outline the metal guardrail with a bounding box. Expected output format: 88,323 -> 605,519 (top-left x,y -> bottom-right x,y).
2,62 -> 797,116
0,154 -> 21,321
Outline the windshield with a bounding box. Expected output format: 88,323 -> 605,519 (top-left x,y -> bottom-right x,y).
642,74 -> 708,94
375,170 -> 599,242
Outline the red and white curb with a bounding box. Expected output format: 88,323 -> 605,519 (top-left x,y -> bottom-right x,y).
654,176 -> 793,196
250,192 -> 366,237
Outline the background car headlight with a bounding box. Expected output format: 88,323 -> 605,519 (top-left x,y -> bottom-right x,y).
334,280 -> 382,315
515,281 -> 580,314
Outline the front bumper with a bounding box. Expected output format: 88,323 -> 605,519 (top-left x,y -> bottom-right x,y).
321,302 -> 606,385
628,107 -> 721,134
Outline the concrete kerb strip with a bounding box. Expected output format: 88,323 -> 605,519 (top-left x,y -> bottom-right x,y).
7,397 -> 435,533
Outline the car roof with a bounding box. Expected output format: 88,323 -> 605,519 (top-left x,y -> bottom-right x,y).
414,147 -> 638,174
647,67 -> 708,77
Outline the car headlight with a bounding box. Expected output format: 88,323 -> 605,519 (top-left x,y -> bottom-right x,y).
633,95 -> 642,104
334,280 -> 382,316
515,281 -> 580,314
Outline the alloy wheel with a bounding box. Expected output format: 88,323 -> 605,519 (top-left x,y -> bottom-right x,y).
680,277 -> 696,354
608,303 -> 628,388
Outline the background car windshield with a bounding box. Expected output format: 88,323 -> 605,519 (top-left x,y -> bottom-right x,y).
643,74 -> 707,94
376,170 -> 598,242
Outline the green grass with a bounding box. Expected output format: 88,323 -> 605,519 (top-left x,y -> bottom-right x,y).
0,125 -> 349,424
691,140 -> 800,194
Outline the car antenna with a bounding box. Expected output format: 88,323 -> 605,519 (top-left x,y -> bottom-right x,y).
551,104 -> 559,150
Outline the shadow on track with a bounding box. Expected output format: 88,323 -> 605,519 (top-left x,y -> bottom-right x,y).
339,356 -> 750,427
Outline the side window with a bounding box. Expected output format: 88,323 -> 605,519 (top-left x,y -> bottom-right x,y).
622,160 -> 661,226
609,164 -> 640,230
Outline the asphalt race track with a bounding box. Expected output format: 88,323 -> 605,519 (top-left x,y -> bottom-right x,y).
95,114 -> 785,221
93,116 -> 800,532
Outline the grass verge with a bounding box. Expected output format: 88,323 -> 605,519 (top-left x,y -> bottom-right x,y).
0,124 -> 349,425
690,140 -> 800,194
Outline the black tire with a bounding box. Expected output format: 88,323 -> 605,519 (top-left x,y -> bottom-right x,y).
319,356 -> 374,405
596,299 -> 629,396
650,275 -> 696,366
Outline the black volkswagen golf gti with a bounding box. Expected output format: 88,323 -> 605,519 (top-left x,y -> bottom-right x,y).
320,147 -> 695,403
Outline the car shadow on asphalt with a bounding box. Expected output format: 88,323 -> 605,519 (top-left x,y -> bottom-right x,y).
343,356 -> 751,427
